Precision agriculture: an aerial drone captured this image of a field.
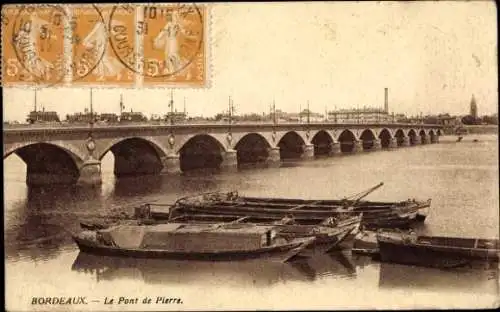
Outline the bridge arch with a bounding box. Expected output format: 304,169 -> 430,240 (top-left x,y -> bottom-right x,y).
278,131 -> 306,159
394,129 -> 406,146
407,129 -> 417,145
100,137 -> 168,177
359,129 -> 377,151
419,129 -> 428,144
4,142 -> 83,185
179,134 -> 227,172
98,136 -> 169,161
337,129 -> 357,153
311,130 -> 334,156
234,133 -> 271,165
4,141 -> 86,165
378,128 -> 393,148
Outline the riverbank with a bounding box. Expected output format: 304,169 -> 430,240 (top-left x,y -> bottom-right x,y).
464,125 -> 498,134
442,125 -> 498,135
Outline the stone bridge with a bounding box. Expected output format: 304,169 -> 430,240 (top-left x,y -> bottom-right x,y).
3,123 -> 442,186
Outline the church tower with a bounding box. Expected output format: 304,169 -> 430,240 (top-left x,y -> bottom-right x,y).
470,94 -> 477,118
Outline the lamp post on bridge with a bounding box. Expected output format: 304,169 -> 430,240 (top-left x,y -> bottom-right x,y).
89,88 -> 94,128
85,88 -> 97,161
228,96 -> 235,134
168,90 -> 175,126
307,100 -> 310,125
272,99 -> 277,126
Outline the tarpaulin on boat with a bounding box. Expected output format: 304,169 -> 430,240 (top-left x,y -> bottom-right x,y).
99,225 -> 147,249
141,224 -> 275,252
98,223 -> 277,252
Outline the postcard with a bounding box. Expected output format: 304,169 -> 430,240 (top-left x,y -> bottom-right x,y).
3,2 -> 499,311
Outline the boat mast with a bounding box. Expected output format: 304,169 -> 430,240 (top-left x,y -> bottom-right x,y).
34,88 -> 37,112
90,88 -> 94,127
228,95 -> 232,133
119,94 -> 124,115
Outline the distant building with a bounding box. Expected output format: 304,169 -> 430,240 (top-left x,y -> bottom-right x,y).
120,111 -> 148,122
327,87 -> 394,123
65,112 -> 95,123
327,108 -> 393,124
436,113 -> 461,127
164,111 -> 187,123
395,114 -> 408,123
269,109 -> 324,122
27,111 -> 60,124
99,113 -> 119,123
470,94 -> 478,119
299,109 -> 324,122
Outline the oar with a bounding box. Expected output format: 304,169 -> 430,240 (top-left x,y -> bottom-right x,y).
342,182 -> 384,210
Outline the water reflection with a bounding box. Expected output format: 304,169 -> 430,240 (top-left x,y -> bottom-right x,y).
289,252 -> 357,281
378,261 -> 499,293
113,175 -> 165,197
4,199 -> 74,262
71,251 -> 358,287
4,134 -> 499,309
26,184 -> 101,203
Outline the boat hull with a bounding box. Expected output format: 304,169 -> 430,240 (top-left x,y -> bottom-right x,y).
73,236 -> 314,263
172,205 -> 421,230
378,236 -> 499,269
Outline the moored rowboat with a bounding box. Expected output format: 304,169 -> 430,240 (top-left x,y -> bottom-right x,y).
377,231 -> 500,268
166,190 -> 430,229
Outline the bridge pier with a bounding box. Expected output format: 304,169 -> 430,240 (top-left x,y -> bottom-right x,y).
431,135 -> 439,143
413,136 -> 422,145
161,154 -> 181,174
27,173 -> 77,187
77,159 -> 103,186
329,142 -> 341,156
388,138 -> 398,148
220,149 -> 238,170
371,139 -> 381,150
302,144 -> 315,160
352,140 -> 363,153
421,135 -> 429,144
266,147 -> 281,166
401,136 -> 410,147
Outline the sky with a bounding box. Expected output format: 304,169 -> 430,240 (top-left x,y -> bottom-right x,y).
2,1 -> 498,122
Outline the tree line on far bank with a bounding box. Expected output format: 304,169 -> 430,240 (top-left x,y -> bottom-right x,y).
461,114 -> 498,125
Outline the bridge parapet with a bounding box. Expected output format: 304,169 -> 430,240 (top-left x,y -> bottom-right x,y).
3,122 -> 443,187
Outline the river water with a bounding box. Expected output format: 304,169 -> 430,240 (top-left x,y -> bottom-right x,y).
4,134 -> 499,310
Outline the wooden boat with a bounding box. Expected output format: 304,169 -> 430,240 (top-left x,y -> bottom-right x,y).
164,187 -> 431,229
168,213 -> 363,254
80,214 -> 362,255
72,222 -> 315,263
377,231 -> 500,269
352,230 -> 379,255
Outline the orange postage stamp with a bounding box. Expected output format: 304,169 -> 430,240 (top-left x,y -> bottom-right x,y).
70,4 -> 135,86
1,3 -> 209,87
2,5 -> 66,86
140,4 -> 206,86
108,3 -> 206,87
